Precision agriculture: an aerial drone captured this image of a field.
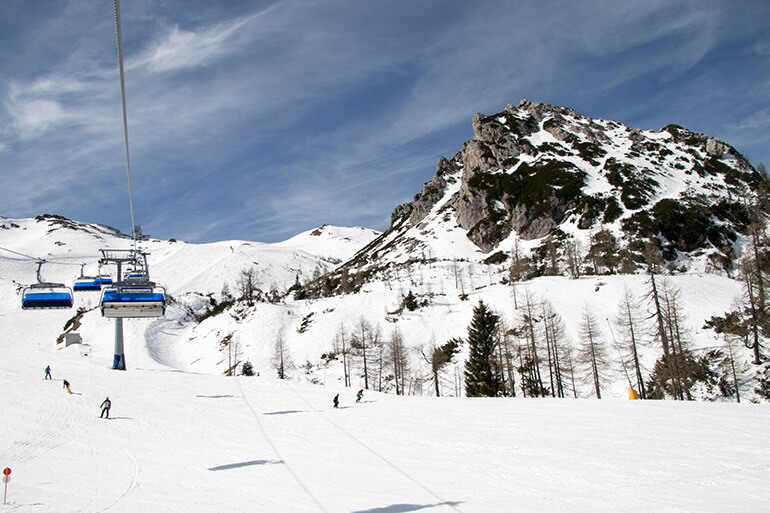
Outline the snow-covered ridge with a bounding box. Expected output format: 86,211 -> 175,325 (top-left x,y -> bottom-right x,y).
274,224 -> 381,263
0,216 -> 379,299
0,212 -> 758,400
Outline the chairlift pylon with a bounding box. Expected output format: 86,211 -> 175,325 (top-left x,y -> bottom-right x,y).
98,249 -> 166,318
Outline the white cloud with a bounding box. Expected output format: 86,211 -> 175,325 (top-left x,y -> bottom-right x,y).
134,14 -> 256,74
7,99 -> 66,138
2,0 -> 768,242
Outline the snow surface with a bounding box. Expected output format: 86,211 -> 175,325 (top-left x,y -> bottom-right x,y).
2,325 -> 769,512
2,216 -> 770,511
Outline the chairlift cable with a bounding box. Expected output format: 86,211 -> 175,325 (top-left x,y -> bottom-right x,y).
0,245 -> 41,261
113,0 -> 138,244
0,246 -> 90,267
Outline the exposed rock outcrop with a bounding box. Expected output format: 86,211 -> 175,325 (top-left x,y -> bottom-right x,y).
379,100 -> 762,258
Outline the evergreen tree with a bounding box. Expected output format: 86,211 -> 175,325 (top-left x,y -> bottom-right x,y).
292,275 -> 307,300
423,338 -> 462,397
464,300 -> 504,397
587,229 -> 620,274
402,290 -> 419,311
241,360 -> 255,376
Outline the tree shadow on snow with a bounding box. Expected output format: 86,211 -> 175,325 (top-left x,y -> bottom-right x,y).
263,409 -> 304,416
352,502 -> 464,513
208,459 -> 283,471
196,394 -> 235,399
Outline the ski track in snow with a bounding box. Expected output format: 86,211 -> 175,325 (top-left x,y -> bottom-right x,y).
2,320 -> 770,512
284,383 -> 465,513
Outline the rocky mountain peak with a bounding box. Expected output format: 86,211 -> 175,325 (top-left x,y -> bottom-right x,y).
361,101 -> 765,276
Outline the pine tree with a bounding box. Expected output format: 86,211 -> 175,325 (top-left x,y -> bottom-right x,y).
423,338 -> 462,397
587,229 -> 620,274
241,360 -> 255,376
464,300 -> 504,397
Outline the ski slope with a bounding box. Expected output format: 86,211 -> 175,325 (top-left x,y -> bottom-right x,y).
2,216 -> 770,511
1,331 -> 769,512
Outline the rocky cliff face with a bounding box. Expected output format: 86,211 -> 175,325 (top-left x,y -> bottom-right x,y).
379,99 -> 762,260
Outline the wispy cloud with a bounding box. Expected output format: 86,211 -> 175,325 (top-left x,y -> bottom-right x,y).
1,0 -> 768,242
133,14 -> 257,74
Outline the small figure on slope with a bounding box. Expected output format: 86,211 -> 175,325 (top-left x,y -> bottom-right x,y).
333,393 -> 339,409
44,365 -> 52,380
100,397 -> 111,419
63,379 -> 71,394
356,389 -> 363,403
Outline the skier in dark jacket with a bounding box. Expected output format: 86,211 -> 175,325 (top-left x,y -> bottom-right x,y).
44,365 -> 52,380
63,379 -> 71,393
333,393 -> 339,408
100,397 -> 111,418
356,389 -> 363,402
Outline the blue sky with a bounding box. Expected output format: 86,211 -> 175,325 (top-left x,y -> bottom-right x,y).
1,0 -> 769,243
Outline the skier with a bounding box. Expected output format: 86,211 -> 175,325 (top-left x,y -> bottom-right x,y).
44,365 -> 52,380
100,397 -> 111,419
356,389 -> 363,403
63,379 -> 71,394
333,393 -> 339,408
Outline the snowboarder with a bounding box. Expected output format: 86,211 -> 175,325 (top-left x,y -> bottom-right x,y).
333,393 -> 339,408
44,365 -> 52,380
356,389 -> 363,403
63,379 -> 71,394
100,397 -> 111,419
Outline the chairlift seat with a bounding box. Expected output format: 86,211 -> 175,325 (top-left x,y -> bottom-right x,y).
96,276 -> 113,286
22,285 -> 74,309
100,286 -> 166,318
74,277 -> 102,291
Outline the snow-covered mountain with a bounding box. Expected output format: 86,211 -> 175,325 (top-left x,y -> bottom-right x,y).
351,99 -> 763,273
3,102 -> 770,512
1,101 -> 768,402
0,216 -> 381,371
